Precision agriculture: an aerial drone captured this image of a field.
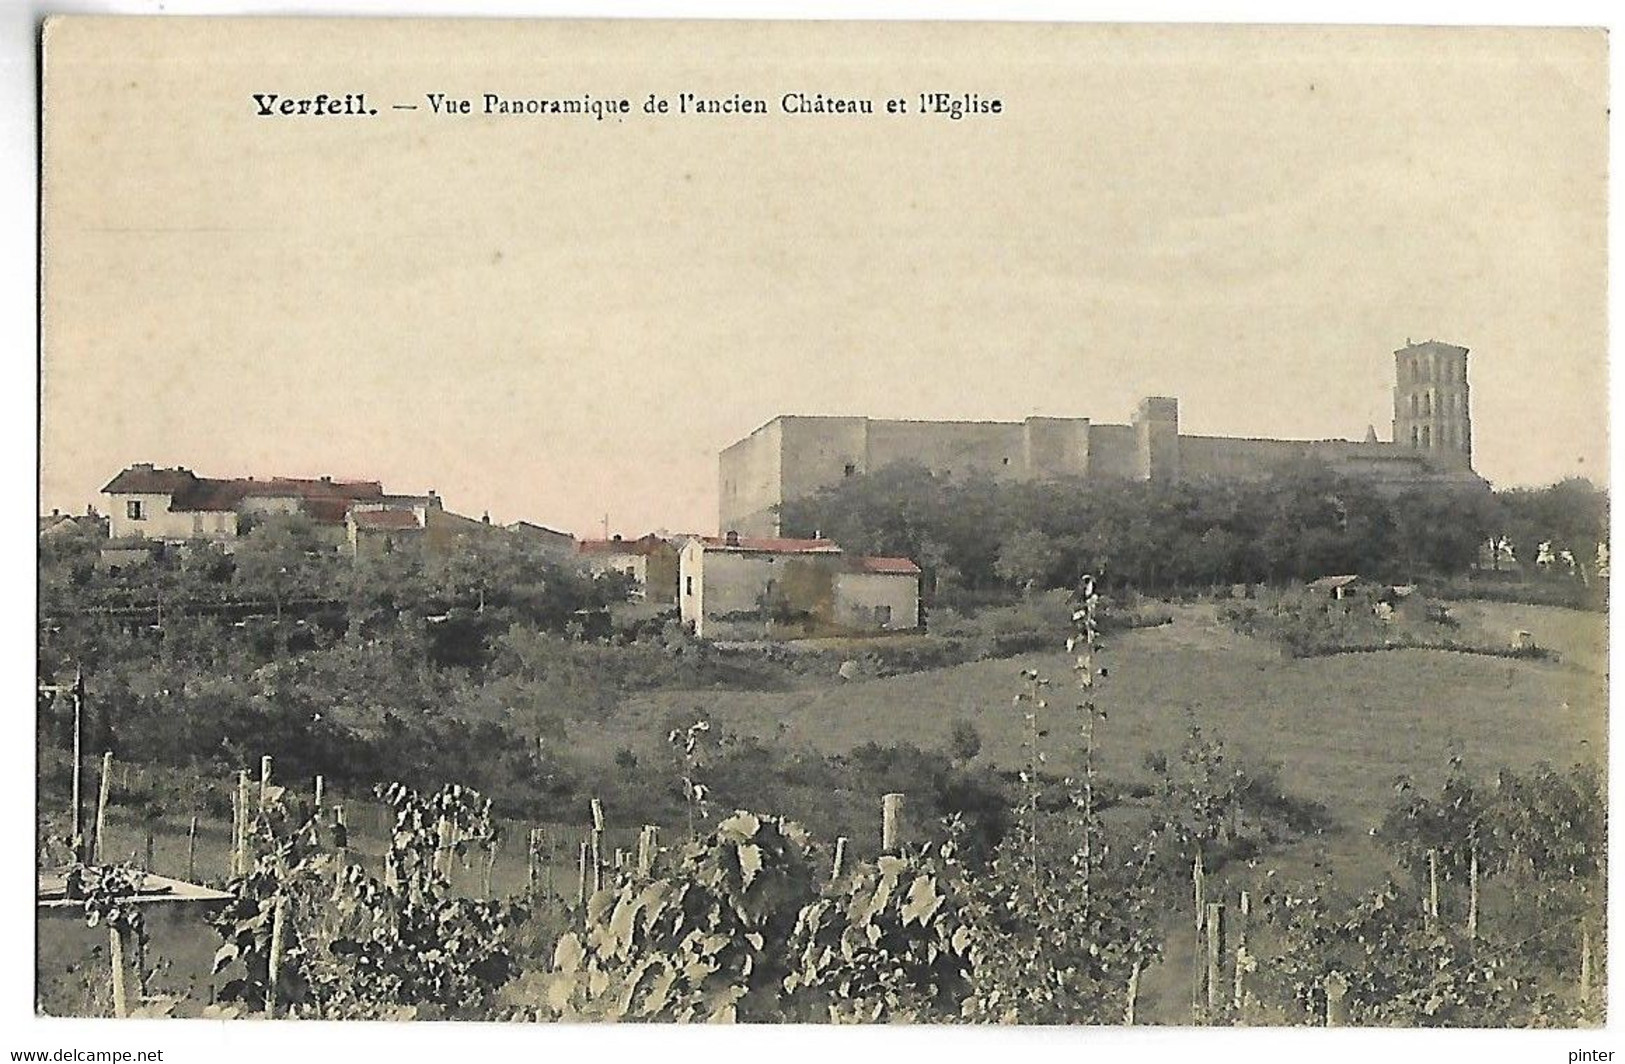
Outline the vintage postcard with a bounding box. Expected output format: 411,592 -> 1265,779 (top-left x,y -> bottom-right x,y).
32,12 -> 1610,1057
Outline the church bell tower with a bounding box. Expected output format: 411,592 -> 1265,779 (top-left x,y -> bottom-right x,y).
1393,340 -> 1472,468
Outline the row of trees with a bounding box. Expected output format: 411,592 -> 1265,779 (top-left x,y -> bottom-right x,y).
778,461 -> 1608,596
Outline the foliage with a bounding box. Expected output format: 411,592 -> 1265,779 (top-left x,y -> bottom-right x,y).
208,782 -> 522,1019
532,812 -> 819,1022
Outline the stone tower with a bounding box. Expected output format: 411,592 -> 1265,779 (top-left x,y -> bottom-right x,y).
1392,340 -> 1472,468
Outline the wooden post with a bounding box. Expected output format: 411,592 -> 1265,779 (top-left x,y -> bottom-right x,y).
1427,848 -> 1440,922
589,830 -> 603,894
70,670 -> 85,862
143,828 -> 155,872
831,836 -> 848,881
1125,957 -> 1142,1025
1193,850 -> 1206,932
881,793 -> 904,853
1581,922 -> 1594,1000
1205,903 -> 1224,1015
435,815 -> 453,881
259,755 -> 273,812
1191,909 -> 1205,1018
590,798 -> 605,833
107,924 -> 128,1019
266,895 -> 286,1018
1324,971 -> 1349,1027
1467,846 -> 1479,938
637,826 -> 657,878
576,840 -> 590,907
1233,890 -> 1250,1011
186,815 -> 198,882
313,774 -> 324,811
93,751 -> 113,866
527,829 -> 539,893
483,838 -> 499,897
235,770 -> 251,876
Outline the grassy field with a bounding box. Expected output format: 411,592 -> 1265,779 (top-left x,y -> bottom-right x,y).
41,598 -> 1605,1021
577,599 -> 1606,835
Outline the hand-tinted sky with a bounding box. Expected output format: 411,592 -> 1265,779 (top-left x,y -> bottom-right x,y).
41,20 -> 1608,536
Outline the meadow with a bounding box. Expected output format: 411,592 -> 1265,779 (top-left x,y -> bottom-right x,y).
39,595 -> 1607,1024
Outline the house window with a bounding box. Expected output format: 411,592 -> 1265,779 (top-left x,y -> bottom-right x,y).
875,605 -> 892,627
126,500 -> 145,521
844,462 -> 856,477
685,576 -> 693,596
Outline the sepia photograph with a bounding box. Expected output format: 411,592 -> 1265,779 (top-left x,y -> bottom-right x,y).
22,5 -> 1613,1057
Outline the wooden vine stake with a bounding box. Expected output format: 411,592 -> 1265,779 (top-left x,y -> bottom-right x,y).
527,829 -> 540,893
435,815 -> 453,882
234,769 -> 251,877
1233,890 -> 1251,1012
483,837 -> 499,897
576,840 -> 590,908
881,793 -> 904,854
1467,844 -> 1479,938
107,924 -> 128,1019
1193,850 -> 1206,931
1324,971 -> 1349,1027
1427,848 -> 1440,923
266,895 -> 287,1018
259,755 -> 273,812
637,825 -> 658,879
186,815 -> 198,882
313,774 -> 324,811
1581,921 -> 1594,1001
334,805 -> 349,890
1124,958 -> 1142,1026
93,751 -> 113,866
143,829 -> 155,872
589,830 -> 603,894
1205,903 -> 1224,1015
831,836 -> 848,881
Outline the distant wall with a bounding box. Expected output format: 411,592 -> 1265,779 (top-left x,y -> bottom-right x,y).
833,571 -> 920,631
865,419 -> 1026,480
1087,424 -> 1140,479
105,492 -> 238,541
1179,435 -> 1308,480
1022,417 -> 1091,477
779,417 -> 869,502
719,420 -> 784,536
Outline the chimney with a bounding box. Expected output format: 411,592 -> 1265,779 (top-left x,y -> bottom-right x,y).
612,533 -> 623,542
321,475 -> 332,483
725,530 -> 740,547
482,511 -> 491,525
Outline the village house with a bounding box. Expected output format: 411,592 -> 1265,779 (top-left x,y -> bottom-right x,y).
678,532 -> 921,639
576,534 -> 683,605
99,463 -> 528,562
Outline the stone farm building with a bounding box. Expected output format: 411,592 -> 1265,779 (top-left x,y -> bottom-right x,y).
576,534 -> 683,605
719,340 -> 1486,536
679,533 -> 921,639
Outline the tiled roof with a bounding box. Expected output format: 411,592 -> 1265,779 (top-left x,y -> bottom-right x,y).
101,466 -> 199,496
102,465 -> 388,522
698,536 -> 841,554
855,556 -> 921,575
578,534 -> 672,557
350,509 -> 423,531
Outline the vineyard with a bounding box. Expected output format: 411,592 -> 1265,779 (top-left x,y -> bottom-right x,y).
36,580 -> 1605,1026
